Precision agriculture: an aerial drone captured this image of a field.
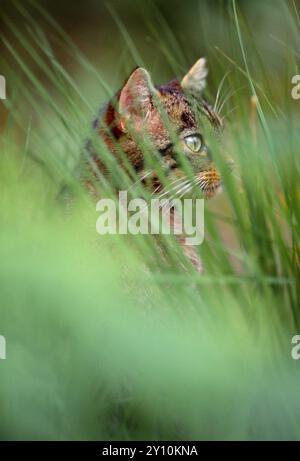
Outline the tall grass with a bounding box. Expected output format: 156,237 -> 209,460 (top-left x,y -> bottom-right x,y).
0,0 -> 299,440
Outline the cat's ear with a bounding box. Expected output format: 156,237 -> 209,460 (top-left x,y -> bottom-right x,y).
119,68 -> 157,129
181,58 -> 208,96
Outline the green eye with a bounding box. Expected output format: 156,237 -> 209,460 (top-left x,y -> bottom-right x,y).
184,135 -> 202,153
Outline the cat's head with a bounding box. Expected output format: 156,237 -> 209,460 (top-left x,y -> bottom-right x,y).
107,59 -> 224,198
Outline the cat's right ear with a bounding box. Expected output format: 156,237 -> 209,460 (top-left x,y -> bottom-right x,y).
118,68 -> 157,130
181,58 -> 208,96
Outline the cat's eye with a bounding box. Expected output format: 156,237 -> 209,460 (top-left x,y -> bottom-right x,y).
184,135 -> 202,153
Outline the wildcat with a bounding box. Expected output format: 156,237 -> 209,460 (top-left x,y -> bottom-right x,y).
87,58 -> 224,270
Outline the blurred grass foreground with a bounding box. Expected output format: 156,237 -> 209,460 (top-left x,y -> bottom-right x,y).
0,0 -> 300,440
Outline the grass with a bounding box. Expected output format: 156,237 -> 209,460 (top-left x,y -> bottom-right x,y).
0,0 -> 299,440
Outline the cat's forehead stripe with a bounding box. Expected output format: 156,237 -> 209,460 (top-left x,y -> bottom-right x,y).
158,79 -> 222,131
181,111 -> 196,129
158,83 -> 196,130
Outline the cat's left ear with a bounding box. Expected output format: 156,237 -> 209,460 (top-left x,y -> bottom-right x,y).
181,58 -> 208,96
118,67 -> 158,130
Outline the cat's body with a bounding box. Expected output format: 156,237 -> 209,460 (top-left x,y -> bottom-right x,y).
87,59 -> 224,271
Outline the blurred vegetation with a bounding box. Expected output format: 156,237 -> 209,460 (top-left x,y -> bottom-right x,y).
0,0 -> 300,440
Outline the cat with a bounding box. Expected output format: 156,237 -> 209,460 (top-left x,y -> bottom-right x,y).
87,58 -> 224,271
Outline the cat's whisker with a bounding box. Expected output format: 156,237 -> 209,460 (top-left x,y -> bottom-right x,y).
168,175 -> 188,185
128,170 -> 153,191
159,180 -> 195,214
213,71 -> 230,112
223,106 -> 238,119
175,178 -> 198,198
152,184 -> 163,195
175,182 -> 193,196
161,203 -> 172,216
198,177 -> 211,192
158,186 -> 187,201
157,179 -> 190,199
195,176 -> 204,186
151,176 -> 188,197
192,176 -> 202,188
178,184 -> 194,200
216,88 -> 234,114
197,175 -> 208,186
217,85 -> 246,114
160,198 -> 176,215
158,175 -> 188,191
